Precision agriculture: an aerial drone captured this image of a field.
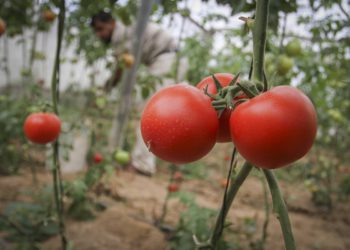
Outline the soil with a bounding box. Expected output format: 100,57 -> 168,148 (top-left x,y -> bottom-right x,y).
0,145 -> 349,250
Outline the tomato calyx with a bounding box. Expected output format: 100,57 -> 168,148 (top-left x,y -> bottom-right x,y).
203,74 -> 267,114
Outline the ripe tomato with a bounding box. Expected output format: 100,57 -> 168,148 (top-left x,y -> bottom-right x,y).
42,10 -> 56,22
168,183 -> 179,192
24,113 -> 61,144
0,18 -> 6,37
121,53 -> 135,68
141,84 -> 218,164
219,178 -> 229,188
230,86 -> 317,169
173,171 -> 183,181
196,73 -> 241,143
94,153 -> 103,163
196,73 -> 235,95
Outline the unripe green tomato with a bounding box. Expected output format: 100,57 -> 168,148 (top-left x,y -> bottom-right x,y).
285,39 -> 302,57
277,55 -> 293,75
95,97 -> 107,109
266,64 -> 276,76
114,150 -> 131,165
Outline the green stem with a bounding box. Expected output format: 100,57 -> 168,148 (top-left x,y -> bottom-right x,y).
209,162 -> 253,249
157,165 -> 175,226
261,174 -> 270,246
252,0 -> 270,81
263,170 -> 296,250
50,0 -> 67,249
29,0 -> 40,74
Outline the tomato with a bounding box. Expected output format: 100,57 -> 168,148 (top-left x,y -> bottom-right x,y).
0,18 -> 6,37
94,153 -> 103,163
230,86 -> 317,169
173,171 -> 183,181
196,73 -> 241,143
121,53 -> 135,68
285,39 -> 302,57
168,183 -> 179,192
196,73 -> 235,95
114,150 -> 131,165
141,84 -> 218,164
42,10 -> 56,22
95,97 -> 107,109
219,178 -> 229,188
24,113 -> 61,144
224,155 -> 230,161
277,55 -> 293,75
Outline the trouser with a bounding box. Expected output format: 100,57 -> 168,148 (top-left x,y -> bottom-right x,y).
131,52 -> 188,175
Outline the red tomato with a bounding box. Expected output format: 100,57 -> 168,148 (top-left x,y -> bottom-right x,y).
141,84 -> 218,164
196,73 -> 240,143
94,153 -> 103,163
230,86 -> 317,169
196,73 -> 236,95
168,183 -> 179,192
0,18 -> 6,37
42,10 -> 56,22
219,178 -> 229,188
173,171 -> 183,181
24,113 -> 61,144
224,155 -> 230,161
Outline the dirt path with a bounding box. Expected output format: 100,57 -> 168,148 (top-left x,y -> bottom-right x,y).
1,167 -> 349,250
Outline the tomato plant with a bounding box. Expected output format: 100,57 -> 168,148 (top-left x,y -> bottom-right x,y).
23,113 -> 61,144
141,84 -> 218,164
196,73 -> 241,143
230,86 -> 317,169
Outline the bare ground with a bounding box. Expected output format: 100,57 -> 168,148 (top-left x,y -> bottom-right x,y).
0,149 -> 349,250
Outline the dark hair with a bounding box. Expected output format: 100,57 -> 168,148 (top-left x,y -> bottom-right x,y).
90,11 -> 114,27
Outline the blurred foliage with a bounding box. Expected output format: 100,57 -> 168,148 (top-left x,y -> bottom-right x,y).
0,187 -> 58,249
167,192 -> 239,250
0,0 -> 34,37
0,94 -> 30,174
182,36 -> 213,84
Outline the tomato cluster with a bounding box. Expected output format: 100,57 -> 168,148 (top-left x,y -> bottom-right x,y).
141,73 -> 317,169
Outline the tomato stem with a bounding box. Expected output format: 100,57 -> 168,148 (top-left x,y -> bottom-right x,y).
206,162 -> 253,250
263,170 -> 296,250
260,173 -> 270,247
156,164 -> 176,226
252,0 -> 269,82
50,0 -> 68,249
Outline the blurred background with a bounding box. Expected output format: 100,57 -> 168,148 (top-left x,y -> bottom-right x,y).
0,0 -> 349,249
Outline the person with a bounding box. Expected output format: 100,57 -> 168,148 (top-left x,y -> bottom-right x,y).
90,10 -> 188,175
